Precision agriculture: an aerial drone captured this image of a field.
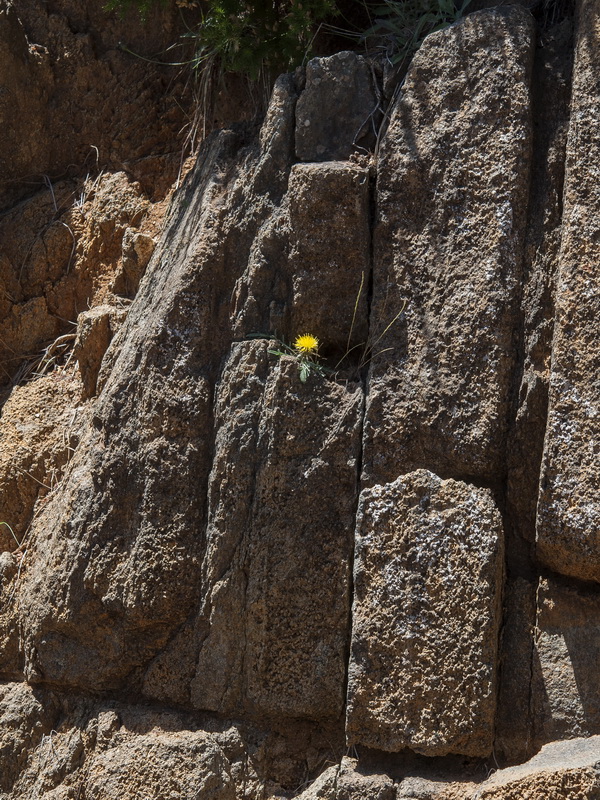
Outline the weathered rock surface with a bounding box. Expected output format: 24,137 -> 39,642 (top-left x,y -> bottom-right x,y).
505,15 -> 572,556
75,304 -> 128,398
0,373 -> 85,548
494,578 -> 537,763
295,52 -> 380,162
0,0 -> 193,211
2,1 -> 600,797
0,683 -> 59,794
232,160 -> 370,354
186,341 -> 362,721
346,470 -> 504,756
536,0 -> 600,583
296,758 -> 395,800
475,736 -> 600,799
0,169 -> 160,388
531,577 -> 600,747
362,6 -> 535,485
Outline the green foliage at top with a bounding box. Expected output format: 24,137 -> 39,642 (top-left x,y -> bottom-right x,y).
104,0 -> 472,77
193,0 -> 338,76
363,0 -> 471,64
105,0 -> 337,76
104,0 -> 166,20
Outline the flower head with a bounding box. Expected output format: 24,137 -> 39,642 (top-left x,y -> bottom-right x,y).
293,333 -> 319,356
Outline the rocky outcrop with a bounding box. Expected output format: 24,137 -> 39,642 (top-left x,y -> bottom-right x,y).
3,0 -> 600,798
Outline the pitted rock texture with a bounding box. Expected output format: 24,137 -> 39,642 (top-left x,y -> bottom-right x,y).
0,683 -> 59,794
0,373 -> 85,549
362,6 -> 535,486
2,1 -> 600,797
536,0 -> 600,584
74,304 -> 127,398
295,758 -> 395,800
0,168 -> 162,388
346,470 -> 504,756
232,160 -> 370,354
187,341 -> 362,720
474,736 -> 600,799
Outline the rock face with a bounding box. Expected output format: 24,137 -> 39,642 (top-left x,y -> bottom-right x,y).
536,0 -> 600,583
362,6 -> 535,486
295,51 -> 380,161
188,342 -> 362,721
2,0 -> 600,798
475,737 -> 600,799
346,471 -> 504,756
531,578 -> 600,746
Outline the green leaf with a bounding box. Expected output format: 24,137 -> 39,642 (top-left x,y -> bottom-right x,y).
299,361 -> 310,382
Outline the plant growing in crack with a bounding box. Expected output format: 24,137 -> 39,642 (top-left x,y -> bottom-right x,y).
269,333 -> 330,383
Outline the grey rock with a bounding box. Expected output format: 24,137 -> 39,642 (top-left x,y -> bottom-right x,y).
188,340 -> 363,721
474,735 -> 600,799
531,577 -> 600,746
296,52 -> 380,162
346,470 -> 504,756
536,0 -> 600,583
296,758 -> 395,800
362,7 -> 535,485
494,578 -> 537,763
232,160 -> 370,353
17,75 -> 299,693
0,683 -> 59,793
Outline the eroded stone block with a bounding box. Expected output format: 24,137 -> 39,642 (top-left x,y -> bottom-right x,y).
190,340 -> 363,722
295,51 -> 379,161
346,470 -> 504,756
536,0 -> 600,583
531,577 -> 600,746
363,7 -> 535,484
476,736 -> 600,799
232,160 -> 370,354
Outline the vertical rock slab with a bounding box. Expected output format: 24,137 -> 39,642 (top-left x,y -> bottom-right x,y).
505,19 -> 573,554
496,22 -> 573,765
531,577 -> 600,745
363,8 -> 535,485
232,161 -> 370,354
284,163 -> 370,350
346,470 -> 504,756
536,2 -> 600,583
494,578 -> 537,763
190,340 -> 363,721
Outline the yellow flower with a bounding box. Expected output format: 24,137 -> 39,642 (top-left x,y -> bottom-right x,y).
293,334 -> 319,355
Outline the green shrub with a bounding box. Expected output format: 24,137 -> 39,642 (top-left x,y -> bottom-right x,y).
104,0 -> 473,76
105,0 -> 338,76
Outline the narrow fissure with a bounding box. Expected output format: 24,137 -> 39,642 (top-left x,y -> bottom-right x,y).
339,136 -> 380,743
